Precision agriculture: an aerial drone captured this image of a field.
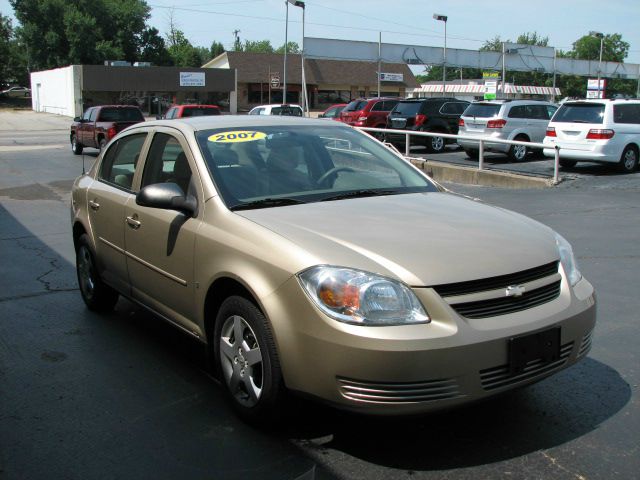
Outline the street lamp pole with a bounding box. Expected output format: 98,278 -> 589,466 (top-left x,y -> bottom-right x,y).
283,1 -> 289,104
590,31 -> 604,98
286,0 -> 305,110
433,14 -> 448,97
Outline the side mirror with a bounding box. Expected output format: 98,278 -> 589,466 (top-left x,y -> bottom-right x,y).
318,113 -> 326,118
155,115 -> 164,120
74,117 -> 82,122
136,183 -> 197,217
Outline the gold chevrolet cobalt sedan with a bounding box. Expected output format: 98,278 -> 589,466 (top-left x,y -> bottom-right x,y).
70,116 -> 596,421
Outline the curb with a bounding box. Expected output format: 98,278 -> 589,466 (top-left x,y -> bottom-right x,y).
409,158 -> 554,189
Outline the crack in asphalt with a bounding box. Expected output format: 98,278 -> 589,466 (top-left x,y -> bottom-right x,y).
540,451 -> 587,480
0,288 -> 79,303
14,237 -> 74,296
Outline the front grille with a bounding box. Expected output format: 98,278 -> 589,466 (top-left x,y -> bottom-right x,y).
337,377 -> 463,404
479,341 -> 573,391
450,281 -> 561,319
433,261 -> 559,297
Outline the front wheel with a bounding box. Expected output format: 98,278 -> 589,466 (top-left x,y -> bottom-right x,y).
76,234 -> 118,311
618,145 -> 638,173
213,296 -> 285,423
71,134 -> 83,155
98,137 -> 108,151
464,148 -> 479,159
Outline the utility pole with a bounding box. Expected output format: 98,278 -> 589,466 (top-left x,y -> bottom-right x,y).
232,29 -> 241,51
378,32 -> 381,98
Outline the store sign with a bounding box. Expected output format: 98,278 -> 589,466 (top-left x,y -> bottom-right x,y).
179,72 -> 206,87
482,72 -> 500,79
379,73 -> 404,82
586,78 -> 606,98
484,81 -> 498,100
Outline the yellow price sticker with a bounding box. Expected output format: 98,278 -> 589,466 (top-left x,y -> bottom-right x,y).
208,131 -> 267,143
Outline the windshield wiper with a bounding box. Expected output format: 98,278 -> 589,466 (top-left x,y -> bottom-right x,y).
231,197 -> 307,211
319,189 -> 398,202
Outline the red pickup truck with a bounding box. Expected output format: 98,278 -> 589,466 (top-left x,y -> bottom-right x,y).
70,105 -> 145,155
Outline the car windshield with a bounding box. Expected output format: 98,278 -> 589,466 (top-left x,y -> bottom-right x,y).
463,104 -> 501,118
391,102 -> 422,116
344,100 -> 367,112
98,108 -> 144,122
196,124 -> 438,210
552,103 -> 605,124
182,107 -> 220,117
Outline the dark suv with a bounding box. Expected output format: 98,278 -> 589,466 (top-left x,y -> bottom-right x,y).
385,98 -> 469,152
339,98 -> 399,131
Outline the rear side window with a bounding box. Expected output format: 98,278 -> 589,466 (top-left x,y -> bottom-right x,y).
371,102 -> 384,112
98,108 -> 145,122
464,103 -> 501,118
552,103 -> 605,124
99,133 -> 147,190
391,101 -> 422,116
344,100 -> 367,112
613,104 -> 640,124
507,106 -> 527,118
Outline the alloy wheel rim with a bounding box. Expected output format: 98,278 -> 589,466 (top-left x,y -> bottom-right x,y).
514,145 -> 527,160
78,246 -> 95,299
624,150 -> 636,170
432,136 -> 444,151
219,315 -> 263,407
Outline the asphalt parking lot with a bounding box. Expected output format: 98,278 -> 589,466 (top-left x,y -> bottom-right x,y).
1,111 -> 638,479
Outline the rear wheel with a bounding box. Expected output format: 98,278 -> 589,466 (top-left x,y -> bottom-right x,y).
71,134 -> 83,155
426,132 -> 446,153
76,234 -> 118,311
213,296 -> 286,423
508,136 -> 529,162
559,159 -> 577,169
618,145 -> 638,173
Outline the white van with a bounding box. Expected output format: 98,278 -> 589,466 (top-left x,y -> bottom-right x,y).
543,99 -> 640,173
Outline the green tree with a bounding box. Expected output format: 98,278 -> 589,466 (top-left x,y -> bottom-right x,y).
9,0 -> 169,68
166,29 -> 203,67
1,14 -> 14,84
275,41 -> 299,54
0,13 -> 29,86
210,40 -> 225,59
241,39 -> 274,53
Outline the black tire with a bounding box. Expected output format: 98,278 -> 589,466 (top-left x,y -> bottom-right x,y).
76,234 -> 118,311
464,148 -> 479,159
618,145 -> 639,173
508,136 -> 529,162
98,137 -> 108,151
71,134 -> 83,155
425,132 -> 446,153
213,296 -> 285,423
559,159 -> 577,169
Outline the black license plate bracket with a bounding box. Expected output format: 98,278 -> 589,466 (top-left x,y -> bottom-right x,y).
509,327 -> 561,375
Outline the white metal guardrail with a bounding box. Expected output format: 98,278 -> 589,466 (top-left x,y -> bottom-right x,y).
358,126 -> 561,185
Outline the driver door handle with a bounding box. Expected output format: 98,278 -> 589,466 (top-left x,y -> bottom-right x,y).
126,215 -> 141,230
89,200 -> 100,211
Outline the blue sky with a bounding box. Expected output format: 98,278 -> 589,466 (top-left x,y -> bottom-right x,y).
2,0 -> 640,65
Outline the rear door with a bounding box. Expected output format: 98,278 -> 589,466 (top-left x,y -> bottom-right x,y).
79,108 -> 95,146
528,104 -> 553,142
87,132 -> 149,294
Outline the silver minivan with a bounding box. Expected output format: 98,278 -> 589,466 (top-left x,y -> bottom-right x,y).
458,100 -> 558,161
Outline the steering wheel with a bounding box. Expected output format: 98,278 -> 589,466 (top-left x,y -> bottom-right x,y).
315,167 -> 356,186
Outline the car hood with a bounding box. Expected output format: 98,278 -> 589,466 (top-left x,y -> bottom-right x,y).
237,192 -> 559,287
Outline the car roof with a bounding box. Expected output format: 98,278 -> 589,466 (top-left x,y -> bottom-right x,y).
175,104 -> 220,109
136,115 -> 339,132
251,104 -> 302,109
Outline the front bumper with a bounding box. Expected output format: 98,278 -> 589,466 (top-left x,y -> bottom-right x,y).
262,273 -> 596,415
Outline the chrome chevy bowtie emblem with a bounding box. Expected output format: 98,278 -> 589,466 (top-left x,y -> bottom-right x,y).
505,285 -> 526,297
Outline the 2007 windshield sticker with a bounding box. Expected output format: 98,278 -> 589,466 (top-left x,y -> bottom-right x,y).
208,131 -> 267,143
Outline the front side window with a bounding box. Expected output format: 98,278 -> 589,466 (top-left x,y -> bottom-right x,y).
165,108 -> 177,119
141,133 -> 192,195
82,108 -> 93,121
196,125 -> 438,210
99,133 -> 147,190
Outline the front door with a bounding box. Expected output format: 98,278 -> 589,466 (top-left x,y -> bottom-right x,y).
87,132 -> 148,294
124,129 -> 201,333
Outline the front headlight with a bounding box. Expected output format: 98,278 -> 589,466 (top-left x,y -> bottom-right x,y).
297,266 -> 429,326
555,233 -> 582,286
